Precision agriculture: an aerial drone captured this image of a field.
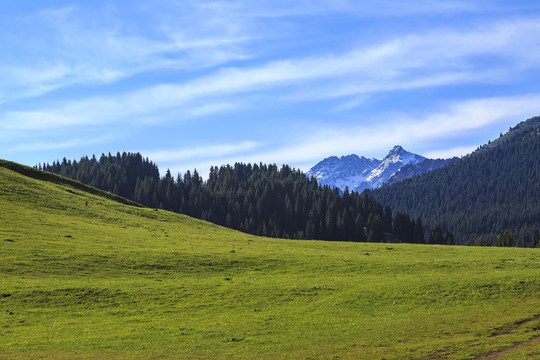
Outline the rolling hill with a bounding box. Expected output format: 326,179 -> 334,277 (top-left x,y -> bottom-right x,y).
1,160 -> 539,359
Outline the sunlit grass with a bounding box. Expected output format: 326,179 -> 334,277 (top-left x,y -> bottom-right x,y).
1,162 -> 539,359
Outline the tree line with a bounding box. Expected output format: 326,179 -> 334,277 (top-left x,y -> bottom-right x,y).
38,152 -> 425,244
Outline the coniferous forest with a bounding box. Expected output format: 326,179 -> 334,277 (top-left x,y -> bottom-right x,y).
38,153 -> 423,244
37,118 -> 540,247
370,116 -> 540,247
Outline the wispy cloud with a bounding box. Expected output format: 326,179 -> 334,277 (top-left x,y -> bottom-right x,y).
424,146 -> 478,159
205,93 -> 540,171
196,0 -> 496,18
4,15 -> 540,133
10,135 -> 111,152
143,141 -> 262,175
144,141 -> 259,163
1,0 -> 539,109
400,94 -> 540,138
3,2 -> 538,107
0,2 -> 256,104
3,1 -> 540,172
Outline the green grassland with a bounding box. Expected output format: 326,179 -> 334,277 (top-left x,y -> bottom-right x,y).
1,161 -> 539,359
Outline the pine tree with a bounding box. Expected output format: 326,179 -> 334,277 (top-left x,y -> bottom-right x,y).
383,206 -> 393,234
429,223 -> 444,244
445,231 -> 454,245
367,214 -> 384,243
413,217 -> 425,244
497,230 -> 513,247
305,220 -> 315,240
354,214 -> 366,242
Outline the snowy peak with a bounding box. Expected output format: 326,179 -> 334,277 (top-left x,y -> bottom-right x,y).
367,146 -> 425,187
307,146 -> 431,193
307,154 -> 380,192
311,154 -> 379,172
384,145 -> 425,164
388,145 -> 407,156
309,154 -> 379,177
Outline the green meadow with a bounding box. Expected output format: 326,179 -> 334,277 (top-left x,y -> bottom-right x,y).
1,161 -> 539,359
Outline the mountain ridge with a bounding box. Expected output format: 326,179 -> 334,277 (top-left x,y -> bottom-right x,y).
306,145 -> 450,193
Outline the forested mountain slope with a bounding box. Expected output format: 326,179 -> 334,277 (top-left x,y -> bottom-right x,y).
370,116 -> 540,247
39,155 -> 422,244
385,157 -> 459,186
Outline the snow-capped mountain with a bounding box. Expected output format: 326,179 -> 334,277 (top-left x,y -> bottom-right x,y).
307,154 -> 380,192
307,146 -> 428,193
366,146 -> 426,189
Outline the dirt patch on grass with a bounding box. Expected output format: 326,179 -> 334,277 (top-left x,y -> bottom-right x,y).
420,314 -> 540,360
473,314 -> 540,360
474,335 -> 540,359
488,314 -> 540,337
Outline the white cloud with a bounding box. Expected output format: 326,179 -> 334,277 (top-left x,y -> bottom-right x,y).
3,13 -> 540,135
223,94 -> 540,169
405,94 -> 540,138
2,2 -> 540,109
3,2 -> 540,172
144,141 -> 260,163
133,92 -> 540,177
11,138 -> 98,152
184,102 -> 243,118
129,18 -> 540,100
195,0 -> 492,18
0,2 -> 256,104
424,146 -> 478,159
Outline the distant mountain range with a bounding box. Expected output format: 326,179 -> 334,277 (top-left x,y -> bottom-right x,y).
307,145 -> 457,193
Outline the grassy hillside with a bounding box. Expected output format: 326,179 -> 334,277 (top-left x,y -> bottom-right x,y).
1,161 -> 539,359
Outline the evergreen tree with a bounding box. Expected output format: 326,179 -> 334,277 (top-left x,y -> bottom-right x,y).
367,214 -> 385,243
429,223 -> 444,244
382,206 -> 393,234
532,233 -> 539,248
353,214 -> 365,242
497,230 -> 514,247
445,231 -> 454,246
413,217 -> 425,244
305,220 -> 315,240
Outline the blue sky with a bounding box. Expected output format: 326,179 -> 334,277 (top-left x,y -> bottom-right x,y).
2,1 -> 540,176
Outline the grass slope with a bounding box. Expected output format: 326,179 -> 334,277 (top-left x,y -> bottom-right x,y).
1,161 -> 539,359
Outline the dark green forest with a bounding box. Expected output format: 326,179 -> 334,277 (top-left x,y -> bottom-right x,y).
38,154 -> 423,244
370,116 -> 540,247
37,117 -> 540,247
